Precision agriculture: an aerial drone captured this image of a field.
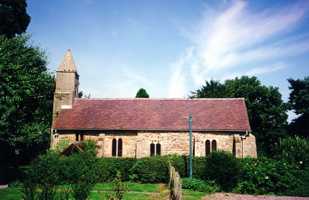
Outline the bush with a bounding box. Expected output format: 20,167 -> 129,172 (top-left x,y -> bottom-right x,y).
21,151 -> 63,200
97,157 -> 136,182
275,136 -> 309,169
62,149 -> 99,200
163,155 -> 187,178
182,178 -> 219,193
235,157 -> 301,195
22,144 -> 99,200
192,157 -> 207,180
129,156 -> 169,183
107,171 -> 128,200
204,151 -> 240,191
290,167 -> 309,197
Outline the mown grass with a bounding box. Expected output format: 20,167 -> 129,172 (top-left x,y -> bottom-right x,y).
0,182 -> 207,200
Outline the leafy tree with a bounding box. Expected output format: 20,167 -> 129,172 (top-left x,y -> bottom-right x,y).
191,76 -> 288,155
0,0 -> 31,37
191,80 -> 227,98
0,35 -> 54,183
135,88 -> 149,98
288,77 -> 309,137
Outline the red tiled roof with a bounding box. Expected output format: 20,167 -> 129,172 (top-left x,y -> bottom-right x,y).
53,98 -> 251,132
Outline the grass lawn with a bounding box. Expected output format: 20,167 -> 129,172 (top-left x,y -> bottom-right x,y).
0,182 -> 207,200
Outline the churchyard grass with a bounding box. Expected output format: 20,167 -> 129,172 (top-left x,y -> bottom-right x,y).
0,182 -> 207,200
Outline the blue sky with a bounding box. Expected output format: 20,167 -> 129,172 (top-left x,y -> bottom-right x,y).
27,0 -> 309,105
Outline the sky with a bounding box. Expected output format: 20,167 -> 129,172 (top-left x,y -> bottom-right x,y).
27,0 -> 309,105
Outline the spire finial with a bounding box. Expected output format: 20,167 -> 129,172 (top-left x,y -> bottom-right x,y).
58,49 -> 77,72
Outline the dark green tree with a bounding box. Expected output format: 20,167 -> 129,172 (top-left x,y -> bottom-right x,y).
190,80 -> 227,98
191,76 -> 288,155
135,88 -> 149,98
0,0 -> 31,37
0,35 -> 54,183
288,77 -> 309,138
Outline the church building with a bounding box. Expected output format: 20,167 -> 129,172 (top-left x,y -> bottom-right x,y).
51,50 -> 257,158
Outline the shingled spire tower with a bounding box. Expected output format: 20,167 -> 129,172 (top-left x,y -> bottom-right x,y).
52,49 -> 79,124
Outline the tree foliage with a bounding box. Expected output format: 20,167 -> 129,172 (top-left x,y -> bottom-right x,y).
0,0 -> 31,37
135,88 -> 149,98
288,77 -> 309,137
191,76 -> 288,155
0,35 -> 54,183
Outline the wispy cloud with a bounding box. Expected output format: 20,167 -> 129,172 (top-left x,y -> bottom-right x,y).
168,0 -> 309,97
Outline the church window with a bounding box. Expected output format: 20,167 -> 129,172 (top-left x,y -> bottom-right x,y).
118,138 -> 123,157
212,140 -> 217,152
150,142 -> 161,156
80,134 -> 84,141
205,140 -> 211,156
112,138 -> 117,157
75,133 -> 79,141
233,139 -> 236,157
156,143 -> 161,156
150,143 -> 155,156
193,138 -> 195,156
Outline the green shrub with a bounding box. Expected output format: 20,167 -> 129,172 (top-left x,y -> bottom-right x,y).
62,150 -> 99,200
107,171 -> 128,200
182,178 -> 219,193
163,155 -> 187,177
204,151 -> 240,191
275,136 -> 309,169
82,140 -> 97,156
55,139 -> 70,153
129,156 -> 169,183
235,157 -> 301,195
289,167 -> 309,197
97,157 -> 136,182
22,151 -> 62,200
192,157 -> 207,180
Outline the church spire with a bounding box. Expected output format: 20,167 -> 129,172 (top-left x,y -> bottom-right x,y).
58,49 -> 77,72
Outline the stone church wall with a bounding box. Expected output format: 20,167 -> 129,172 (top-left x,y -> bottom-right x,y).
52,131 -> 257,158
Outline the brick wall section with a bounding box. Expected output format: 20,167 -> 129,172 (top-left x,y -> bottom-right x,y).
52,131 -> 257,158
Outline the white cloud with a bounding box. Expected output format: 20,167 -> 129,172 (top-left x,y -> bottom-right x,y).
168,0 -> 309,97
222,63 -> 286,80
168,47 -> 194,98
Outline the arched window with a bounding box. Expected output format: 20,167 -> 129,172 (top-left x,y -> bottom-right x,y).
156,143 -> 161,156
150,143 -> 155,156
232,139 -> 236,157
205,140 -> 211,156
112,138 -> 117,157
212,140 -> 217,152
193,138 -> 195,156
118,139 -> 123,157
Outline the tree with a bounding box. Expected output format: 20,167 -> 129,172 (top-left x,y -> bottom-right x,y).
191,76 -> 288,155
135,88 -> 149,98
0,35 -> 54,183
190,80 -> 227,98
0,0 -> 31,37
288,77 -> 309,137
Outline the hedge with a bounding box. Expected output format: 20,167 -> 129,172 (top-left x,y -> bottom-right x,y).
97,157 -> 136,182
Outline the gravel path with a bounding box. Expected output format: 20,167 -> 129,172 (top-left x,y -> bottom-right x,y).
203,193 -> 309,200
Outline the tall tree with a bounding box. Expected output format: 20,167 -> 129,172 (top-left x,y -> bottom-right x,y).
191,76 -> 288,155
136,88 -> 149,98
0,0 -> 31,37
190,80 -> 227,98
0,35 -> 54,183
288,77 -> 309,137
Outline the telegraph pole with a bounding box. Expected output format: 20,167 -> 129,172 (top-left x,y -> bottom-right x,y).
188,114 -> 193,178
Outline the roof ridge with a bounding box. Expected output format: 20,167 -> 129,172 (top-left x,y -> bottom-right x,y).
75,97 -> 245,101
